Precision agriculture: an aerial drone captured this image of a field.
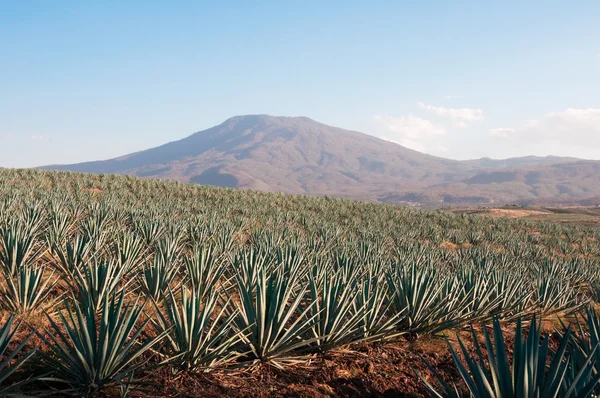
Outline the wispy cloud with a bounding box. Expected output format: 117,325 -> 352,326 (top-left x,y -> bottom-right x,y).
374,101 -> 484,154
31,135 -> 45,141
374,114 -> 445,138
374,114 -> 448,153
418,102 -> 484,127
489,108 -> 600,158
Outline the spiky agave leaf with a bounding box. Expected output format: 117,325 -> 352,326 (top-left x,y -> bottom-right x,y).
38,293 -> 166,397
0,265 -> 57,314
561,306 -> 600,396
231,256 -> 319,369
51,234 -> 93,277
183,244 -> 225,300
0,316 -> 40,395
72,260 -> 131,313
305,266 -> 372,352
151,286 -> 243,371
0,218 -> 44,277
417,316 -> 600,398
386,262 -> 468,335
112,232 -> 147,276
46,203 -> 74,248
534,262 -> 586,316
353,265 -> 406,341
139,255 -> 179,301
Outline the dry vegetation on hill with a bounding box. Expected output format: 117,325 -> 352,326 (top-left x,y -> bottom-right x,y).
0,168 -> 600,396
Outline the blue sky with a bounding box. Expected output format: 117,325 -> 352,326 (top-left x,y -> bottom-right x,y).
2,0 -> 600,168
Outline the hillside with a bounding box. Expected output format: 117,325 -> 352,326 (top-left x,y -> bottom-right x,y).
41,115 -> 473,199
382,161 -> 600,206
40,115 -> 600,206
461,155 -> 582,169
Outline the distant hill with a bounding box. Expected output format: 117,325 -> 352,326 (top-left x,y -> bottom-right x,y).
40,115 -> 600,206
462,155 -> 581,170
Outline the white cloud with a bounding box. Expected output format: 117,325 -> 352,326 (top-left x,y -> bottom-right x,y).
546,108 -> 600,126
373,102 -> 484,155
489,108 -> 600,159
31,135 -> 45,141
374,114 -> 445,138
374,114 -> 448,153
418,102 -> 484,126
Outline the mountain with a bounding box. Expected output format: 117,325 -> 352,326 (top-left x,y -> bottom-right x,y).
41,115 -> 472,199
462,155 -> 581,170
381,161 -> 600,205
40,115 -> 600,206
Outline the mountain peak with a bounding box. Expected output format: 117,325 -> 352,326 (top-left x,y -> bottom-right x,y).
222,114 -> 317,125
39,115 -> 599,206
208,115 -> 325,138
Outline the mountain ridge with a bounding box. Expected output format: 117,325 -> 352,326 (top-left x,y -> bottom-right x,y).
40,115 -> 600,206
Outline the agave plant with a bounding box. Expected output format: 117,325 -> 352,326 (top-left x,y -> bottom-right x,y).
417,316 -> 600,398
561,306 -> 600,396
151,286 -> 243,371
139,250 -> 179,301
0,265 -> 57,314
0,219 -> 44,277
112,233 -> 146,276
46,204 -> 74,248
72,260 -> 131,312
386,262 -> 468,335
353,265 -> 404,341
52,234 -> 93,277
183,244 -> 225,299
488,269 -> 533,320
534,271 -> 584,316
0,316 -> 39,395
2,166 -> 600,393
139,266 -> 166,301
231,256 -> 318,368
135,220 -> 165,246
305,266 -> 370,352
80,209 -> 110,252
38,293 -> 166,397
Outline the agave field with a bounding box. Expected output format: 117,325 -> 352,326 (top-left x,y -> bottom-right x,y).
0,168 -> 600,397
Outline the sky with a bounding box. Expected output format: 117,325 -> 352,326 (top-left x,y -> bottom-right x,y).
1,0 -> 600,168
